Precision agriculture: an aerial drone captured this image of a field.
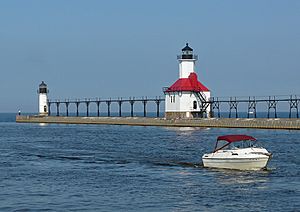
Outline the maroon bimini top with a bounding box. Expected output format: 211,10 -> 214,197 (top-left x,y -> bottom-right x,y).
217,135 -> 257,143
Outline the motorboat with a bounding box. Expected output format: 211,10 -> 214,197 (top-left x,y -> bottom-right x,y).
202,135 -> 272,170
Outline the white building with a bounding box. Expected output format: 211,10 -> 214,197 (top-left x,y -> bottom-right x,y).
164,43 -> 211,119
38,81 -> 49,116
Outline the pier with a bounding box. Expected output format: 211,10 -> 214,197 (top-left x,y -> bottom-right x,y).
16,116 -> 300,130
16,94 -> 300,130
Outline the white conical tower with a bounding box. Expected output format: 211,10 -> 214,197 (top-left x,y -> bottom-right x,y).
38,81 -> 49,116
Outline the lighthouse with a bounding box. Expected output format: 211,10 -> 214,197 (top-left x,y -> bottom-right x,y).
38,81 -> 49,116
164,43 -> 211,119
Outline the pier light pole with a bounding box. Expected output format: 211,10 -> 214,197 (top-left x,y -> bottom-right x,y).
155,97 -> 161,117
56,101 -> 60,116
130,98 -> 135,117
289,95 -> 299,118
247,97 -> 257,118
212,97 -> 220,118
96,100 -> 100,117
76,101 -> 80,117
267,96 -> 277,118
65,101 -> 69,117
142,97 -> 147,117
106,100 -> 111,117
229,97 -> 238,118
48,101 -> 51,116
118,98 -> 123,117
85,99 -> 90,117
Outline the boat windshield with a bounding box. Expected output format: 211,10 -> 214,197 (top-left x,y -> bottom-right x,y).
214,140 -> 261,152
214,140 -> 230,151
229,140 -> 259,149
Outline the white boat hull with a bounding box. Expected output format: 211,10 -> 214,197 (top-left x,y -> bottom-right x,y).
202,157 -> 269,170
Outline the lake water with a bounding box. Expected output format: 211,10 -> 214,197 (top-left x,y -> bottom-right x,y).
0,113 -> 299,211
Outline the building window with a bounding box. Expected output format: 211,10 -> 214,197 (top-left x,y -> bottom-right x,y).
193,101 -> 197,109
170,95 -> 176,103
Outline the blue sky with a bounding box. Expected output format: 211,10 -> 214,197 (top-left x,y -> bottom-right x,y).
0,0 -> 299,112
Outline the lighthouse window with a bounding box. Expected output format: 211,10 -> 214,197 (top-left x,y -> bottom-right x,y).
193,101 -> 197,109
39,88 -> 47,93
170,96 -> 176,103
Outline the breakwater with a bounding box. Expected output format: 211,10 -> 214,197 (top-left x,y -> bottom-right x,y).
16,115 -> 300,130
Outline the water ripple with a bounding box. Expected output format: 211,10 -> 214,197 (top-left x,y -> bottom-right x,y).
0,119 -> 299,211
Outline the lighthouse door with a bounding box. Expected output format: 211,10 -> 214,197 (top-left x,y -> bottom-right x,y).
44,105 -> 47,112
193,101 -> 197,109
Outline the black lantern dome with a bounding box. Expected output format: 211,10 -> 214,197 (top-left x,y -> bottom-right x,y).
177,43 -> 198,60
39,81 -> 48,94
182,43 -> 193,52
182,43 -> 193,59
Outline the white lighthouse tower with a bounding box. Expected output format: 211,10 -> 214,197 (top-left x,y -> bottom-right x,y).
164,43 -> 211,119
38,81 -> 49,116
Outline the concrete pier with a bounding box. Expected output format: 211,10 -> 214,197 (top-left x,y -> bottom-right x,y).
16,115 -> 300,130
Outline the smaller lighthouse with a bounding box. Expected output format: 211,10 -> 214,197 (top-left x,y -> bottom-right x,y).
38,81 -> 49,116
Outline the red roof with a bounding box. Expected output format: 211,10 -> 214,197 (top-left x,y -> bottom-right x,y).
217,135 -> 256,143
165,72 -> 209,92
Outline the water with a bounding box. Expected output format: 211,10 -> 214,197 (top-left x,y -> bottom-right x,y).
0,114 -> 299,211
